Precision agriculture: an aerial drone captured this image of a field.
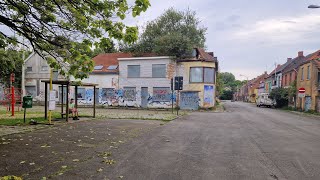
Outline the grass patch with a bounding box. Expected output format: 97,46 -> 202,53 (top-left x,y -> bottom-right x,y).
0,112 -> 61,126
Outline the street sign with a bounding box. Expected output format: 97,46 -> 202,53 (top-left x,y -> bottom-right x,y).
298,93 -> 305,98
298,88 -> 306,93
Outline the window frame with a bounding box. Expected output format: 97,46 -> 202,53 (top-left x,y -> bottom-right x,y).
152,64 -> 166,78
189,67 -> 215,83
301,67 -> 304,81
152,87 -> 171,102
127,65 -> 140,78
307,65 -> 310,80
26,67 -> 32,72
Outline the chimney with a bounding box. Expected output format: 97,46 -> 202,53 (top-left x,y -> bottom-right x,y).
287,58 -> 292,62
298,51 -> 304,57
208,52 -> 214,57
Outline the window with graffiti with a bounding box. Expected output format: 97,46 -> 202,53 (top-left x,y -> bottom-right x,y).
153,87 -> 171,102
77,88 -> 86,99
101,88 -> 116,101
123,87 -> 136,101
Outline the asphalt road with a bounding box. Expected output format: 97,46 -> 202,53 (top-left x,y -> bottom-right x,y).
2,102 -> 320,180
103,101 -> 320,180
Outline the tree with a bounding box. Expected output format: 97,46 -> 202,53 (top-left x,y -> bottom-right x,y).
121,8 -> 207,58
0,48 -> 30,88
220,72 -> 236,85
270,87 -> 289,108
0,0 -> 150,79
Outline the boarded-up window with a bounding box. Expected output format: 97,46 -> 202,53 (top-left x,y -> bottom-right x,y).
26,67 -> 32,72
204,67 -> 214,83
101,88 -> 115,101
190,67 -> 203,82
77,88 -> 86,99
127,65 -> 140,78
25,86 -> 36,97
152,64 -> 166,78
153,87 -> 171,102
123,87 -> 136,101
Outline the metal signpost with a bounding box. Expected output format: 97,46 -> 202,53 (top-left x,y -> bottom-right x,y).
174,76 -> 183,115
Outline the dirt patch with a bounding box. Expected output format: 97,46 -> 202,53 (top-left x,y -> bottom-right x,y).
0,119 -> 162,179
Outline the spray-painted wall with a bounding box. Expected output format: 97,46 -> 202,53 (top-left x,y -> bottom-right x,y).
116,56 -> 177,108
176,61 -> 216,108
180,91 -> 199,110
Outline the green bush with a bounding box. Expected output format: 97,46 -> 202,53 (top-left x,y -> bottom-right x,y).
270,88 -> 289,108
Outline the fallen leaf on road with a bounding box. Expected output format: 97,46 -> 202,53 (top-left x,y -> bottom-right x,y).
103,159 -> 116,165
29,162 -> 35,165
118,176 -> 124,179
97,168 -> 103,172
20,161 -> 26,164
166,140 -> 170,142
41,144 -> 51,148
73,159 -> 80,162
2,142 -> 10,145
61,165 -> 67,169
25,144 -> 29,146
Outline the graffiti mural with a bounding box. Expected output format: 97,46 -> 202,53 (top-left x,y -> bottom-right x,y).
204,85 -> 214,107
123,87 -> 136,101
180,91 -> 199,110
153,87 -> 171,102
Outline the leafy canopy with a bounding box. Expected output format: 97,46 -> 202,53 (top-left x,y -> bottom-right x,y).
0,48 -> 30,87
121,8 -> 206,57
0,0 -> 150,79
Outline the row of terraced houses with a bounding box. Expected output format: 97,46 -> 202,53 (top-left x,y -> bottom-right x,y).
234,50 -> 320,111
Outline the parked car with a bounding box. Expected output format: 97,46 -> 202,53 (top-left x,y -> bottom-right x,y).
256,93 -> 276,108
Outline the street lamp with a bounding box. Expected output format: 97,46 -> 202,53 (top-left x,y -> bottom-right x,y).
308,5 -> 320,8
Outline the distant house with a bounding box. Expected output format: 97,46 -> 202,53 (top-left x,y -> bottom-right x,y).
23,52 -> 67,102
296,50 -> 320,111
248,72 -> 268,103
281,51 -> 308,106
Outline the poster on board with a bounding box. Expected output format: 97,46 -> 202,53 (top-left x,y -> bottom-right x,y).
204,85 -> 214,107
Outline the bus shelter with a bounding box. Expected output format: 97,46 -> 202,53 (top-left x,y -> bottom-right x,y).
41,80 -> 98,122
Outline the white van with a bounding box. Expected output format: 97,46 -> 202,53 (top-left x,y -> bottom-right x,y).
256,93 -> 276,108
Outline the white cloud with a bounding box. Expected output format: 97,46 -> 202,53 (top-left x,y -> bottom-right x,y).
233,13 -> 320,44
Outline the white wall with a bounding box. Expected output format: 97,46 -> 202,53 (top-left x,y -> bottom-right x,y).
118,57 -> 176,108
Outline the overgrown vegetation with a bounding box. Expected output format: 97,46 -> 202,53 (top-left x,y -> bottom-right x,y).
0,0 -> 150,79
120,8 -> 206,58
217,72 -> 246,100
269,81 -> 296,108
0,49 -> 31,88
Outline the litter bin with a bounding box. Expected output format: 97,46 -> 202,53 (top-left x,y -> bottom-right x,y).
22,96 -> 33,108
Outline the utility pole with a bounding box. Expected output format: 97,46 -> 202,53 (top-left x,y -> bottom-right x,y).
21,38 -> 26,98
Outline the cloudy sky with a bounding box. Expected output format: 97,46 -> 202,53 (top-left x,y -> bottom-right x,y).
126,0 -> 320,80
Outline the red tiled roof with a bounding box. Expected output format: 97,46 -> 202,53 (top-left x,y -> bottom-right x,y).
92,53 -> 132,73
307,50 -> 320,61
197,48 -> 215,62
